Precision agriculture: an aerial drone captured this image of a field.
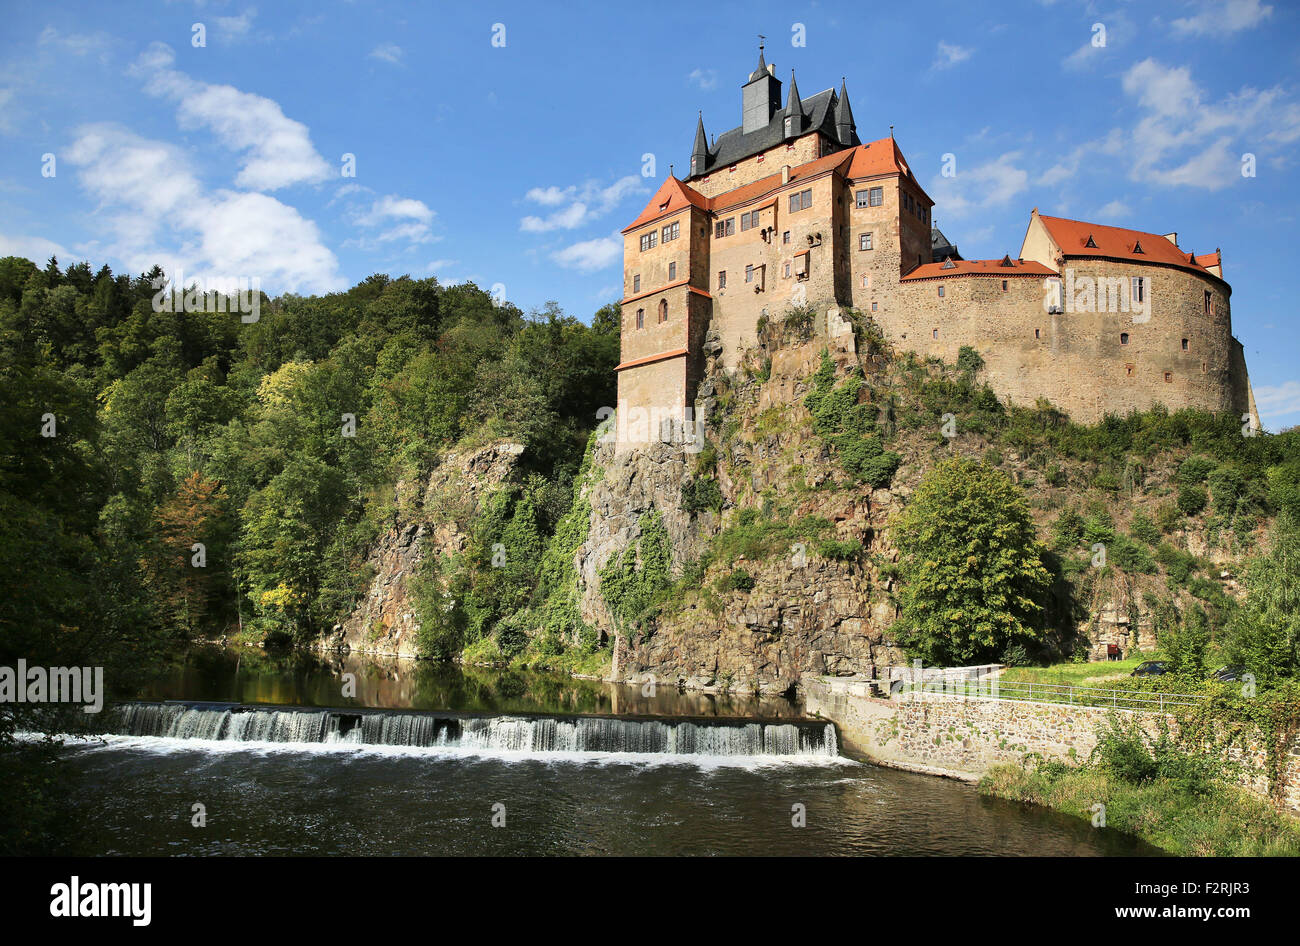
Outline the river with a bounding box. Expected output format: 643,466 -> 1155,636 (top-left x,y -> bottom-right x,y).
56,644 -> 1154,856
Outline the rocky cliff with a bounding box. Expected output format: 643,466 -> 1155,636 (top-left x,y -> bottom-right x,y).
325,441 -> 524,657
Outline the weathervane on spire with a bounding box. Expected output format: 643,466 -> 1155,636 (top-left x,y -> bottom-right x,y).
758,34 -> 765,52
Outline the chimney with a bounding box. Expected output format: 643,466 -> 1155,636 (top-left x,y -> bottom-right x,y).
782,165 -> 790,184
1163,232 -> 1179,246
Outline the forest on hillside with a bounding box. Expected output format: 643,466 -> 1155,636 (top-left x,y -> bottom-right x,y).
0,255 -> 619,686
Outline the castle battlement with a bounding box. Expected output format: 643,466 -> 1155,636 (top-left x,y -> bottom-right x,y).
614,49 -> 1258,449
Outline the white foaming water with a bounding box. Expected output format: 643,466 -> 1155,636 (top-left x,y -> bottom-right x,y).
105,702 -> 839,763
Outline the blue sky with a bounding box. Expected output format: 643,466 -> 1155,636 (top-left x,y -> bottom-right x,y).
1,0 -> 1297,427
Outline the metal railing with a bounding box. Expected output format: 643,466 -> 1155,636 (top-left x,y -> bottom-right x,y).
898,678 -> 1208,713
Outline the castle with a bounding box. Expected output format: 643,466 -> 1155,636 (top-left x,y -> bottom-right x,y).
615,47 -> 1259,448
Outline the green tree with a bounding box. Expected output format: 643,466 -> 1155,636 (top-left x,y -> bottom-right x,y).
891,458 -> 1052,664
1223,512 -> 1300,684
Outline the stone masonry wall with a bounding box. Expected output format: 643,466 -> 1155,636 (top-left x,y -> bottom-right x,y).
803,678 -> 1300,812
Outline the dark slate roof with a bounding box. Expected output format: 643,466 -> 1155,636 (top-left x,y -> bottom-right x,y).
931,226 -> 962,262
687,87 -> 855,180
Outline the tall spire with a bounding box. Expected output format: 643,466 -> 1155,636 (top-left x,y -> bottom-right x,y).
836,77 -> 856,146
749,35 -> 769,81
783,70 -> 804,137
691,111 -> 708,176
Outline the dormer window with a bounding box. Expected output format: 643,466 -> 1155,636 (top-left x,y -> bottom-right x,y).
1084,234 -> 1098,249
1133,240 -> 1144,254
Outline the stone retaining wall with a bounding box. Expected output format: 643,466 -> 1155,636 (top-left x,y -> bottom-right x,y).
803,675 -> 1300,811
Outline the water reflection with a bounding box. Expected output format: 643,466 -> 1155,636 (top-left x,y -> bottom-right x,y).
128,644 -> 806,720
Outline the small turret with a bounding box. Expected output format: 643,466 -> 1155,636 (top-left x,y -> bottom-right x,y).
783,70 -> 804,138
690,112 -> 708,177
835,78 -> 856,146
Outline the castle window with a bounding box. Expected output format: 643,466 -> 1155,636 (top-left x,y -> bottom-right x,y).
871,302 -> 878,312
1120,332 -> 1130,345
1202,362 -> 1207,373
932,328 -> 939,339
718,271 -> 726,289
635,308 -> 644,329
860,232 -> 873,251
1001,280 -> 1008,291
1181,337 -> 1188,351
1035,328 -> 1041,339
659,299 -> 668,323
715,217 -> 735,238
662,221 -> 680,243
1164,371 -> 1173,383
633,275 -> 640,293
1125,364 -> 1134,377
729,164 -> 737,173
745,264 -> 754,283
639,231 -> 657,251
741,210 -> 759,232
1131,277 -> 1146,303
787,143 -> 795,152
856,190 -> 869,208
756,154 -> 765,163
794,252 -> 809,279
668,262 -> 677,281
937,286 -> 945,298
788,188 -> 813,213
868,187 -> 883,207
782,230 -> 790,244
861,274 -> 869,288
1203,290 -> 1212,315
785,262 -> 792,278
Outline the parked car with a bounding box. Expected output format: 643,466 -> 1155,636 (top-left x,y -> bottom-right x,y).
1131,660 -> 1169,677
1211,665 -> 1246,682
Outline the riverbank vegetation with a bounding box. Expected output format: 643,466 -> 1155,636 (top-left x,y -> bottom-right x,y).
980,712 -> 1300,856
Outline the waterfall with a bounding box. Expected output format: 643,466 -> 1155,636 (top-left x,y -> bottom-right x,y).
108,702 -> 838,758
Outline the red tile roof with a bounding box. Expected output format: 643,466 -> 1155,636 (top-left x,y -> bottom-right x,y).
624,138 -> 925,232
901,258 -> 1057,281
621,177 -> 709,233
1037,214 -> 1220,279
614,348 -> 688,372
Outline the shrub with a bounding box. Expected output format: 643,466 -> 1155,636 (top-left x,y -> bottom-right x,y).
1130,511 -> 1160,546
716,568 -> 756,593
816,538 -> 863,561
1177,483 -> 1209,516
1177,455 -> 1216,487
681,476 -> 723,515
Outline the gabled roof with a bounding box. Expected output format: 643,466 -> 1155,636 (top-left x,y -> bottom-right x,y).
621,176 -> 709,233
845,136 -> 931,203
1037,214 -> 1220,279
624,139 -> 922,233
901,258 -> 1056,281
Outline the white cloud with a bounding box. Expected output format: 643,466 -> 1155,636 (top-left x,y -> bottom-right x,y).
1096,199 -> 1131,219
65,123 -> 343,294
213,8 -> 260,43
1172,0 -> 1273,37
520,175 -> 645,232
932,41 -> 973,71
369,43 -> 403,65
0,233 -> 68,264
354,195 -> 435,244
1121,58 -> 1300,190
37,26 -> 112,59
926,151 -> 1027,216
688,68 -> 718,91
1254,380 -> 1300,426
551,233 -> 622,272
132,43 -> 332,191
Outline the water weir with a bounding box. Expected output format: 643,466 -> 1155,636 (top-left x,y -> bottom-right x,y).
109,701 -> 838,758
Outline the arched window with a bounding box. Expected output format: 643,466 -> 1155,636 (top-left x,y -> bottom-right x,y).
635,308 -> 644,329
659,299 -> 668,323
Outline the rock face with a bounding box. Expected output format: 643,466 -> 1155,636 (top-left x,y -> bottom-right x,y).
570,340 -> 907,694
327,441 -> 524,658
